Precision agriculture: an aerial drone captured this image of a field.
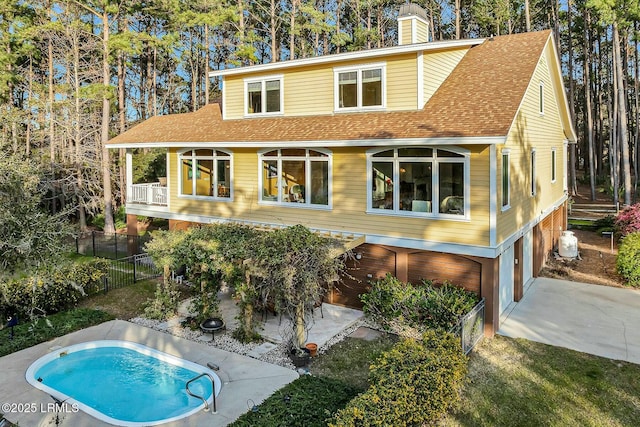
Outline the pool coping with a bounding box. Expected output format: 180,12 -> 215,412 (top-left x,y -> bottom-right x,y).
0,320 -> 299,427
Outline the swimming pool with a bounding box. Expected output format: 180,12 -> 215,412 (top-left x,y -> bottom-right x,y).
25,340 -> 222,426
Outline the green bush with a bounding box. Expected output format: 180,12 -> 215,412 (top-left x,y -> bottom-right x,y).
617,232 -> 640,287
361,274 -> 479,333
0,259 -> 108,319
230,375 -> 359,427
330,331 -> 468,427
143,281 -> 181,320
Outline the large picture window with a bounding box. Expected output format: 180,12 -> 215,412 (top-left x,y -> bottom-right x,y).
259,149 -> 330,207
179,149 -> 232,199
334,63 -> 385,111
245,76 -> 283,115
368,147 -> 468,218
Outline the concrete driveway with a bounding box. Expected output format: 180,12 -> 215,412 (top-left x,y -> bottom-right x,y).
499,277 -> 640,365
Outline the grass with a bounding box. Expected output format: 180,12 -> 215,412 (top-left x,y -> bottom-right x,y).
0,308 -> 114,357
77,278 -> 159,319
442,335 -> 640,427
229,376 -> 359,427
309,334 -> 398,391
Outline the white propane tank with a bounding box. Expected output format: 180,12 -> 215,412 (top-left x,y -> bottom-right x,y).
559,230 -> 578,258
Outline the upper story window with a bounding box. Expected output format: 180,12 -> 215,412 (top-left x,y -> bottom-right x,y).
259,149 -> 331,208
502,150 -> 511,210
530,149 -> 537,196
551,147 -> 557,183
539,81 -> 544,115
367,147 -> 469,218
179,149 -> 232,199
334,63 -> 386,111
245,75 -> 283,116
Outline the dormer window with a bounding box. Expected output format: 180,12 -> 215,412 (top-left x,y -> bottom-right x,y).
245,76 -> 283,116
334,63 -> 386,111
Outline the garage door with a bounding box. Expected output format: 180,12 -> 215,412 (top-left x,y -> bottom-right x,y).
499,245 -> 515,315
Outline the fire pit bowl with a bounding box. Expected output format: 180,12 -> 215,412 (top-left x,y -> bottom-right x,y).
200,318 -> 226,341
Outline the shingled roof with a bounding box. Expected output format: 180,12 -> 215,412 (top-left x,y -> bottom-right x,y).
108,30 -> 553,147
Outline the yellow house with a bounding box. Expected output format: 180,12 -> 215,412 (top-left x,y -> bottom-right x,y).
107,5 -> 577,336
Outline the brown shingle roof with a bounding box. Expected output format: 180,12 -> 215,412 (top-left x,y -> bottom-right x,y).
108,30 -> 552,146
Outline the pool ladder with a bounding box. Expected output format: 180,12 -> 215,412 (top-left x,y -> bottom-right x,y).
186,373 -> 217,414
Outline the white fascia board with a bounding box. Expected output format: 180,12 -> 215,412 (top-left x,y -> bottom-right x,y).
107,136 -> 506,150
209,39 -> 484,78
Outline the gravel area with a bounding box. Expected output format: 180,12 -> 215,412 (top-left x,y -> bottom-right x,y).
129,314 -> 369,370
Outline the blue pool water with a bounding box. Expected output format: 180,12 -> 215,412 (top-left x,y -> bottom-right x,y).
26,341 -> 221,426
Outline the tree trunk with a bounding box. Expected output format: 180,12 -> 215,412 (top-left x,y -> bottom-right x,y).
295,303 -> 305,348
270,0 -> 278,61
567,0 -> 577,195
455,0 -> 461,39
101,11 -> 115,234
524,0 -> 531,32
584,10 -> 596,201
613,23 -> 632,206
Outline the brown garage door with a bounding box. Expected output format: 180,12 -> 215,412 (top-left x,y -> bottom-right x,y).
330,244 -> 396,308
407,251 -> 481,294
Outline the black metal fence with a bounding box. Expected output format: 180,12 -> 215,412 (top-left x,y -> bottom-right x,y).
96,254 -> 162,294
450,298 -> 485,355
76,231 -> 152,259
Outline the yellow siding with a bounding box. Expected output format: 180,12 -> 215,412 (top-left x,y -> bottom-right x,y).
223,75 -> 244,118
386,54 -> 418,110
167,145 -> 491,247
423,48 -> 468,105
222,54 -> 418,118
400,19 -> 412,45
416,20 -> 429,43
497,43 -> 568,244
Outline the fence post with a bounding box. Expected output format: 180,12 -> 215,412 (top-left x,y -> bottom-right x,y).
92,231 -> 96,257
103,275 -> 108,294
133,256 -> 137,283
114,233 -> 118,259
76,236 -> 79,254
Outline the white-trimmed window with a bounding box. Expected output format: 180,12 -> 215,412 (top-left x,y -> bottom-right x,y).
501,150 -> 510,210
259,149 -> 331,207
334,63 -> 386,111
367,147 -> 469,218
551,147 -> 557,183
244,75 -> 283,115
530,149 -> 537,196
179,149 -> 232,199
539,81 -> 544,115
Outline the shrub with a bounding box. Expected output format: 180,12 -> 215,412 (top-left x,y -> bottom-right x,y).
230,376 -> 359,427
361,274 -> 479,334
143,281 -> 180,320
330,331 -> 468,427
615,204 -> 640,237
0,259 -> 108,319
617,232 -> 640,287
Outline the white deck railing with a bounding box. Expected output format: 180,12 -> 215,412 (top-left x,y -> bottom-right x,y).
130,183 -> 168,206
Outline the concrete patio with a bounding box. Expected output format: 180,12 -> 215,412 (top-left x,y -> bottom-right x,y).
214,285 -> 363,347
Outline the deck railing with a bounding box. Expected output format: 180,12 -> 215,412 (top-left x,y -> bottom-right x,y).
130,183 -> 168,205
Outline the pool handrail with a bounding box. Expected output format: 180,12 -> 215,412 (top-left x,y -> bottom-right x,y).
186,373 -> 217,414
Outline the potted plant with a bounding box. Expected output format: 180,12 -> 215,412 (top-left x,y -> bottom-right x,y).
288,342 -> 311,367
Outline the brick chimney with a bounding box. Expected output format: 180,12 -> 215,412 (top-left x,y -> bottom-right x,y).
398,3 -> 430,45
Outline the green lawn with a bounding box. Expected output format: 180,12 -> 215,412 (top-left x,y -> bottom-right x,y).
0,308 -> 114,357
77,278 -> 159,319
442,335 -> 640,427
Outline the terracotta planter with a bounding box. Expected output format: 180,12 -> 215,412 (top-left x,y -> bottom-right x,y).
305,342 -> 318,357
